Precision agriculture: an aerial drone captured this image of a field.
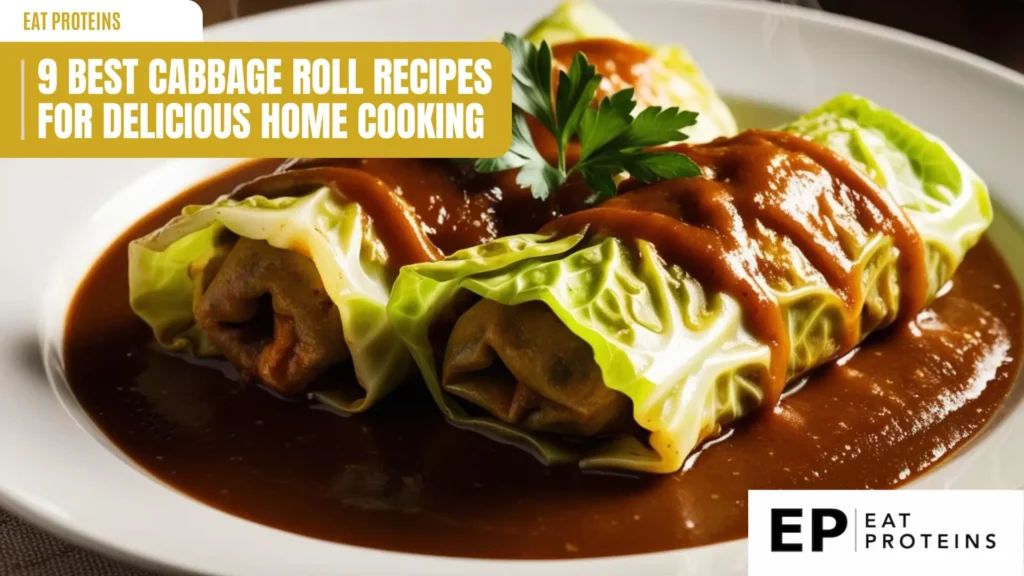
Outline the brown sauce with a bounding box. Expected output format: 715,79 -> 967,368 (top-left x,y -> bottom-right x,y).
221,39 -> 659,268
553,39 -> 664,106
544,131 -> 928,404
230,157 -> 598,267
64,158 -> 1022,559
228,158 -> 572,268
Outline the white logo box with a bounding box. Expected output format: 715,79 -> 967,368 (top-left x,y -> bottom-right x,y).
1,0 -> 202,42
749,490 -> 1024,576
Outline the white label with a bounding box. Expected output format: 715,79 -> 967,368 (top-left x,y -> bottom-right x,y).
0,0 -> 202,42
749,490 -> 1024,576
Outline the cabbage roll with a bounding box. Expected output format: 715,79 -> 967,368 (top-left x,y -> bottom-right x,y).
130,175 -> 403,411
128,2 -> 736,412
387,94 -> 992,472
525,1 -> 735,143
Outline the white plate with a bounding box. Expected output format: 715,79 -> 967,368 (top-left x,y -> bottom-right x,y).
2,0 -> 1024,574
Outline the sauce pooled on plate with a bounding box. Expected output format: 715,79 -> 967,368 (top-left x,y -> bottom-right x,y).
64,147 -> 1022,557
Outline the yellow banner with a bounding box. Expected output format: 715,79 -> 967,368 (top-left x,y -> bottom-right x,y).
0,42 -> 511,158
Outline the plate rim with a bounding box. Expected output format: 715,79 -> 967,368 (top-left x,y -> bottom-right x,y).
3,0 -> 1024,574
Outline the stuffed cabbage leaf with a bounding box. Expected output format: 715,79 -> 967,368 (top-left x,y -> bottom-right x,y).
387,94 -> 992,472
128,2 -> 738,413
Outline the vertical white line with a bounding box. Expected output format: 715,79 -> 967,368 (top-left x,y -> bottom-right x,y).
20,59 -> 25,141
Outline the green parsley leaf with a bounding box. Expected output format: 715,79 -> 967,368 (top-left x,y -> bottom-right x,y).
516,155 -> 568,201
476,32 -> 702,202
504,32 -> 556,136
474,111 -> 536,173
617,106 -> 700,149
577,89 -> 635,160
474,110 -> 568,199
554,52 -> 600,162
622,151 -> 701,183
579,160 -> 620,201
576,102 -> 701,200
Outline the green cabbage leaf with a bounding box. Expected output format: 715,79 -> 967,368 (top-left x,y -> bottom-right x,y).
524,1 -> 737,143
128,189 -> 411,413
128,3 -> 738,417
387,94 -> 993,472
782,93 -> 993,297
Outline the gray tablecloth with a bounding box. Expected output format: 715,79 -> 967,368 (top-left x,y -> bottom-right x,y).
0,509 -> 153,575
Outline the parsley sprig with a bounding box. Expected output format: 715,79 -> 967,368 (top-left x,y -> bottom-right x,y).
475,33 -> 701,202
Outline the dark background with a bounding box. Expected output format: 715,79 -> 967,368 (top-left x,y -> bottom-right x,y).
3,0 -> 1023,574
194,0 -> 1024,72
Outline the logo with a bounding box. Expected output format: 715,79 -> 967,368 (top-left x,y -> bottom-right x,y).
770,508 -> 848,552
748,490 -> 1023,576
